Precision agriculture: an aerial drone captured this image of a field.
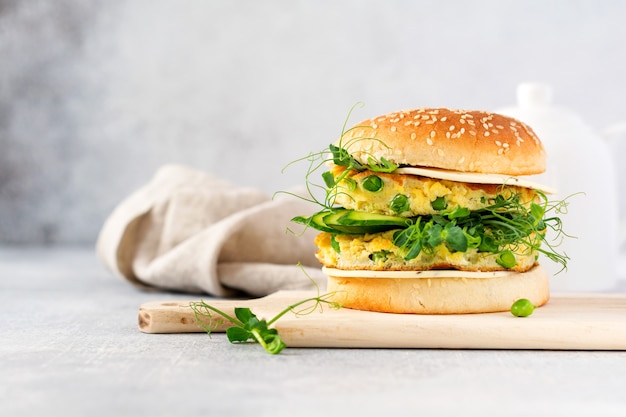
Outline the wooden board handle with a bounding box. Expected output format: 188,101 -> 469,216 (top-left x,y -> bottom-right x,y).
139,299 -> 249,334
138,291 -> 315,334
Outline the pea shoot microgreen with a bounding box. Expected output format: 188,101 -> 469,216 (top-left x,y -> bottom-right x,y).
278,102 -> 397,210
189,278 -> 341,354
390,191 -> 570,269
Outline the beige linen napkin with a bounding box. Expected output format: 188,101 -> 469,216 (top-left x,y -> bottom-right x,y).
96,165 -> 325,297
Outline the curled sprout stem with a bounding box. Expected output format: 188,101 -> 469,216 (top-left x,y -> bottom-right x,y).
275,102 -> 398,211
189,263 -> 341,354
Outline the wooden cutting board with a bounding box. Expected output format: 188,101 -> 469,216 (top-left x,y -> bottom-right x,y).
138,291 -> 626,350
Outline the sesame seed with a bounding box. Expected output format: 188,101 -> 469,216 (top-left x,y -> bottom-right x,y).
404,121 -> 412,126
449,125 -> 455,131
372,123 -> 378,129
458,156 -> 465,164
430,131 -> 436,138
391,126 -> 397,132
495,140 -> 502,146
440,117 -> 447,122
469,130 -> 476,136
446,132 -> 451,138
426,138 -> 433,146
484,131 -> 490,137
437,148 -> 445,157
410,133 -> 416,140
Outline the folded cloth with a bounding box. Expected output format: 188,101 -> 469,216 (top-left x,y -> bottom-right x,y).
96,165 -> 326,297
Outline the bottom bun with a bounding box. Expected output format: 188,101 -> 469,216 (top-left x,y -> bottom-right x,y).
326,265 -> 550,314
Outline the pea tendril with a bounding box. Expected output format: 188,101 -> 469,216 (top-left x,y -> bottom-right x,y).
189,265 -> 341,354
277,102 -> 398,210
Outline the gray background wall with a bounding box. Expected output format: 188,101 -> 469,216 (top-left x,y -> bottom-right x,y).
1,0 -> 625,245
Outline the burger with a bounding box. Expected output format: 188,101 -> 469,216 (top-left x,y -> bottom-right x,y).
292,107 -> 568,314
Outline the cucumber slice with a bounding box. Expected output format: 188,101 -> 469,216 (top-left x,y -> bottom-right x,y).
308,210 -> 336,233
295,209 -> 412,234
338,211 -> 410,228
291,211 -> 335,233
324,210 -> 409,234
321,209 -> 349,225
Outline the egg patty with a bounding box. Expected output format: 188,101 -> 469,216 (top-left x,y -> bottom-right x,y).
329,166 -> 538,217
315,231 -> 538,273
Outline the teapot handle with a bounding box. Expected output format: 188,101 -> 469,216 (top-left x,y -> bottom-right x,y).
603,122 -> 626,142
603,123 -> 626,245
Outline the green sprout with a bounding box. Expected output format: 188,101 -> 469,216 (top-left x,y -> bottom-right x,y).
189,266 -> 341,354
277,102 -> 398,211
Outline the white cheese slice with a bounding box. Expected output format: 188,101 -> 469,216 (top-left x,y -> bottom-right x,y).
323,267 -> 513,279
395,167 -> 557,194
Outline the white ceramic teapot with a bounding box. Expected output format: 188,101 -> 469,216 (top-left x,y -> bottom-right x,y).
496,83 -> 621,292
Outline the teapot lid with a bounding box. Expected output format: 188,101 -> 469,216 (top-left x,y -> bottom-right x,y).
496,82 -> 593,137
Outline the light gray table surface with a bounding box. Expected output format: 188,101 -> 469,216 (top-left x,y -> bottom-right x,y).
1,246 -> 626,417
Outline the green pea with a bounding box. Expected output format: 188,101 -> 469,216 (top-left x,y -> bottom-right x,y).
510,298 -> 536,317
496,250 -> 517,268
390,194 -> 410,214
431,196 -> 447,211
362,175 -> 383,192
369,250 -> 390,263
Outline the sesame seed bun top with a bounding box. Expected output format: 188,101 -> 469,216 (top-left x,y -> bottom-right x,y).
337,108 -> 546,176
